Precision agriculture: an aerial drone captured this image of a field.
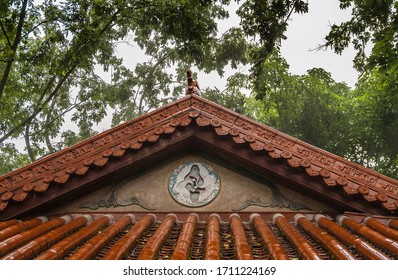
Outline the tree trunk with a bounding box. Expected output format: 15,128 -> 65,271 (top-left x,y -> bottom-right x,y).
0,0 -> 29,100
24,122 -> 35,162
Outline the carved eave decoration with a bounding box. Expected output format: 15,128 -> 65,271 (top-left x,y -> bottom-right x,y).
1,94 -> 398,220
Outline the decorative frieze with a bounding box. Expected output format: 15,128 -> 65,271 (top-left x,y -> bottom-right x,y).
0,179 -> 12,191
295,145 -> 334,167
216,111 -> 236,124
334,161 -> 356,176
92,135 -> 114,149
253,128 -> 276,141
178,100 -> 190,111
1,94 -> 398,215
32,162 -> 53,174
191,99 -> 218,116
354,169 -> 378,186
53,152 -> 75,168
232,186 -> 310,211
150,105 -> 179,123
10,171 -> 34,186
132,119 -> 152,130
377,179 -> 398,195
72,144 -> 94,158
234,119 -> 255,133
272,136 -> 295,150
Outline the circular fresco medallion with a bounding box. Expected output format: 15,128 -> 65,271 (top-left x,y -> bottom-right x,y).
168,162 -> 220,207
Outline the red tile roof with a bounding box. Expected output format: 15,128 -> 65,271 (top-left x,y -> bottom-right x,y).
1,94 -> 398,219
0,212 -> 397,260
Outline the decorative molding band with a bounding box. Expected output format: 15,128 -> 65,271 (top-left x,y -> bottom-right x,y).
80,189 -> 156,211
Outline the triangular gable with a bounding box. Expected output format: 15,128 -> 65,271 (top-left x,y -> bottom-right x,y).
1,94 -> 398,219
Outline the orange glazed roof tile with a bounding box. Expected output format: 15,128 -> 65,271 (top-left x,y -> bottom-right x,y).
1,94 -> 398,218
0,211 -> 397,260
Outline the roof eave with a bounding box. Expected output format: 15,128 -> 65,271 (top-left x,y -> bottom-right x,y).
1,94 -> 398,218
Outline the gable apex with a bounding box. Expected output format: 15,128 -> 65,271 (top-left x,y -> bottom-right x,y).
1,94 -> 398,219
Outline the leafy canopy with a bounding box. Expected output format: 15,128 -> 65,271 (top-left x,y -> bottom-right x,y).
1,0 -> 397,180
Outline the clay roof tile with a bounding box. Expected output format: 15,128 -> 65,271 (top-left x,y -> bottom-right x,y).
0,212 -> 397,260
1,95 -> 398,218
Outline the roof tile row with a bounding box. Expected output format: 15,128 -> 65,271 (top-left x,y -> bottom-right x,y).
171,214 -> 198,260
295,214 -> 355,260
274,214 -> 321,260
68,214 -> 133,260
102,214 -> 154,260
340,215 -> 398,256
204,214 -> 220,260
36,215 -> 110,260
0,212 -> 397,260
315,214 -> 390,259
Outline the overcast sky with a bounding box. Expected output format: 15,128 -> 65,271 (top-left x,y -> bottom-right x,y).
280,0 -> 359,88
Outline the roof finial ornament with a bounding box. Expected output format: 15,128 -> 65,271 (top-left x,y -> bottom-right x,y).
185,69 -> 201,96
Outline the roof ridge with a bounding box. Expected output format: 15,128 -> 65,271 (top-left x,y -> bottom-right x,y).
1,94 -> 398,215
0,95 -> 194,210
0,94 -> 193,181
192,95 -> 388,181
188,94 -> 398,211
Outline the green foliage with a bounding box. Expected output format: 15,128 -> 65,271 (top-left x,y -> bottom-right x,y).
0,143 -> 30,175
58,129 -> 98,150
237,0 -> 308,95
321,0 -> 398,177
325,0 -> 396,71
244,49 -> 398,178
249,52 -> 351,157
1,0 -> 137,157
202,72 -> 249,114
1,0 -> 397,181
346,67 -> 398,178
1,0 -> 241,172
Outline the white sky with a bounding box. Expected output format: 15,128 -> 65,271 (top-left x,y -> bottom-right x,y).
280,0 -> 359,87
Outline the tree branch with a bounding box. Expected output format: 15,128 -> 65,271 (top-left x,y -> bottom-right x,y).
0,0 -> 29,100
21,18 -> 58,39
32,98 -> 83,136
0,7 -> 121,144
44,98 -> 57,153
0,22 -> 13,48
0,66 -> 76,144
136,48 -> 178,115
24,121 -> 35,162
284,0 -> 299,24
